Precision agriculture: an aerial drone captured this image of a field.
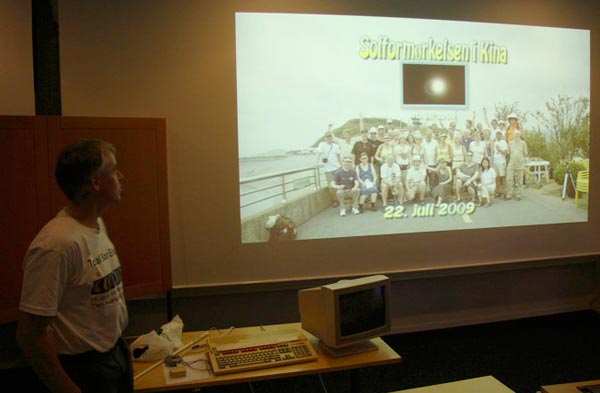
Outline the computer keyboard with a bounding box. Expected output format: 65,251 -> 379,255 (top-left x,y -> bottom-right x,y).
207,328 -> 318,375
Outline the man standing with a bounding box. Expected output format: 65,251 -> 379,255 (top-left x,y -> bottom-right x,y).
505,113 -> 522,143
334,129 -> 355,160
492,130 -> 508,197
422,130 -> 439,193
331,157 -> 360,216
17,139 -> 132,393
316,130 -> 342,207
506,130 -> 528,201
351,129 -> 375,166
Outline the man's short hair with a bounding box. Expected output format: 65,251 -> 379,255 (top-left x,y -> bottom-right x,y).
55,139 -> 116,202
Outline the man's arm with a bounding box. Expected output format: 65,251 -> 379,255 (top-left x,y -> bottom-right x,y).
16,311 -> 81,393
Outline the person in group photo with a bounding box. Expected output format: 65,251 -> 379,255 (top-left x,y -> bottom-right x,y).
455,151 -> 480,203
317,130 -> 343,208
505,113 -> 523,143
356,152 -> 379,212
478,157 -> 497,207
352,129 -> 375,166
331,156 -> 361,216
469,130 -> 487,165
422,129 -> 439,195
428,158 -> 453,207
380,154 -> 403,209
452,134 -> 467,175
404,155 -> 427,204
506,130 -> 528,201
394,132 -> 412,182
492,130 -> 508,197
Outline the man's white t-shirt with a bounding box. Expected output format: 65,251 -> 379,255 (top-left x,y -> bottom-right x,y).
406,166 -> 427,184
493,139 -> 508,164
380,162 -> 401,183
422,139 -> 438,166
19,209 -> 128,354
317,141 -> 341,172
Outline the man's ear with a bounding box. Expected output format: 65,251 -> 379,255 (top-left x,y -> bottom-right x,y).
91,175 -> 103,191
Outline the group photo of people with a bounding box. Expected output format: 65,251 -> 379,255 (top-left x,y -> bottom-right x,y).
316,111 -> 530,217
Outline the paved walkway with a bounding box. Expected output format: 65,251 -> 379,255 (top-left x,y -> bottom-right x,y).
296,183 -> 588,240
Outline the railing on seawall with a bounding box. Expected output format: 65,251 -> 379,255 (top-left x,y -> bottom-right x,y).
240,165 -> 326,210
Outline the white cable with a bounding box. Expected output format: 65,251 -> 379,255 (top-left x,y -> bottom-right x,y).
318,373 -> 329,393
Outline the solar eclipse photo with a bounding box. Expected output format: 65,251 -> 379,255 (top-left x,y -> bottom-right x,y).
402,63 -> 466,106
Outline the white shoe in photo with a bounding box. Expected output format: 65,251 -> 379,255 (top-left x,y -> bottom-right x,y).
340,209 -> 346,217
352,207 -> 360,215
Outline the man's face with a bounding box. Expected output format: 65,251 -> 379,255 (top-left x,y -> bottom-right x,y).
466,152 -> 474,163
412,159 -> 421,168
370,132 -> 377,140
361,132 -> 368,141
325,134 -> 333,143
496,132 -> 503,141
449,122 -> 456,130
93,151 -> 124,203
509,118 -> 517,126
343,131 -> 351,141
342,159 -> 353,170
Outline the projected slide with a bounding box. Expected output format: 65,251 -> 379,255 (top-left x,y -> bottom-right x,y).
236,12 -> 590,243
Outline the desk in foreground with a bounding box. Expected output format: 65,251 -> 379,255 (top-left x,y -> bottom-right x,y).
133,322 -> 401,392
392,376 -> 514,393
541,380 -> 600,393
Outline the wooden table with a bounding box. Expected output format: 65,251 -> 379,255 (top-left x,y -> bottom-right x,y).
541,379 -> 600,393
133,322 -> 401,392
391,376 -> 514,392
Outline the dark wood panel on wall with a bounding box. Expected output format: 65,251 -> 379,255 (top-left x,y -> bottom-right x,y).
0,115 -> 171,323
0,116 -> 50,322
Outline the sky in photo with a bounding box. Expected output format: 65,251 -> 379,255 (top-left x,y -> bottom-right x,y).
236,13 -> 590,157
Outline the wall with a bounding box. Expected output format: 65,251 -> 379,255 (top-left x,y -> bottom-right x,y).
56,0 -> 600,333
0,0 -> 35,115
126,257 -> 599,336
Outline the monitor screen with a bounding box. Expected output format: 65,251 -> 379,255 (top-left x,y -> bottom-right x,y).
339,286 -> 387,337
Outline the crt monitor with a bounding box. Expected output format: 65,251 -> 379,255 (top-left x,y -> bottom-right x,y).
298,275 -> 391,357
